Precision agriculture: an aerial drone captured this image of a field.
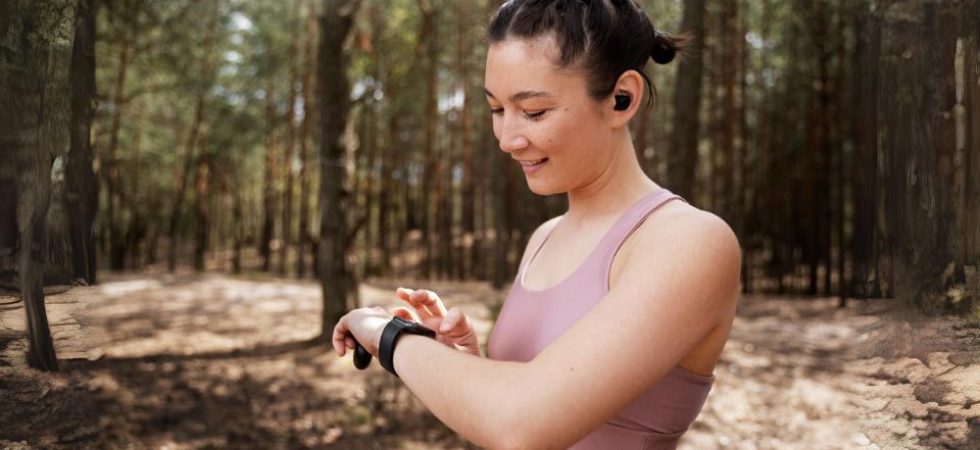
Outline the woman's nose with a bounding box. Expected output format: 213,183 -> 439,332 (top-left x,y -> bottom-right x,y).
497,117 -> 529,153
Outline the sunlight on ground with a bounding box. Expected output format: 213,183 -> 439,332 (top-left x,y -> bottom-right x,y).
2,274 -> 979,449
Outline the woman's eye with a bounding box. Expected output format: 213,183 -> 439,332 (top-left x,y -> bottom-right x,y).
488,108 -> 547,121
523,110 -> 546,121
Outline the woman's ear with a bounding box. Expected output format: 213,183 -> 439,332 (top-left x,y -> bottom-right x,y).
608,70 -> 645,128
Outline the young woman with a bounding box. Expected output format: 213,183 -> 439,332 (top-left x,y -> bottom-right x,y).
332,1 -> 741,448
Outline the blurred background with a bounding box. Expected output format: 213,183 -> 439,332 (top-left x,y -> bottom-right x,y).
1,0 -> 979,449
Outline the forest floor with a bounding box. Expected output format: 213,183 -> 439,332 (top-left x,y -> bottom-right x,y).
1,270 -> 979,449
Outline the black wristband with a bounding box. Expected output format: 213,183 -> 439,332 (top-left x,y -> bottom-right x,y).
379,316 -> 437,378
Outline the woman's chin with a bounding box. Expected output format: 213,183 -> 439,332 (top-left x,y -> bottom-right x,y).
526,181 -> 559,196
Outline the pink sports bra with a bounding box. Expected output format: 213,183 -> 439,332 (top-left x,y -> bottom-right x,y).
487,187 -> 714,449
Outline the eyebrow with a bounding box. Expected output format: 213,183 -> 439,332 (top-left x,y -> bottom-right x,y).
484,88 -> 553,102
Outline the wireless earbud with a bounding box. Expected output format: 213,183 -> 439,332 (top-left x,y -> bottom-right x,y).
614,94 -> 631,111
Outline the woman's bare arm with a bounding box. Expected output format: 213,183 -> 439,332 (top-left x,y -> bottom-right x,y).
390,209 -> 740,450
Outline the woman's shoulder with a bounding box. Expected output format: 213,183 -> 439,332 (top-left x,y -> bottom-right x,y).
614,200 -> 741,316
652,198 -> 734,234
632,200 -> 741,273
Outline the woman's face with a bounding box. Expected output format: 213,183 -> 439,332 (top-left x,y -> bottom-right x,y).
485,37 -> 614,196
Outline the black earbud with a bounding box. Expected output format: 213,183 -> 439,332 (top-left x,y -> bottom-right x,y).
614,94 -> 631,111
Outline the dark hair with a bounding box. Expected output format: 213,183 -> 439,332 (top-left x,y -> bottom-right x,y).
487,0 -> 687,108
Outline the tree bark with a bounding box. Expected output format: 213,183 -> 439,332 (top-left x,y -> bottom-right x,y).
851,0 -> 882,297
965,0 -> 980,267
297,1 -> 316,278
280,1 -> 302,276
261,76 -> 278,272
878,0 -> 961,310
193,153 -> 210,271
233,188 -> 243,274
417,0 -> 439,280
105,21 -> 131,271
66,0 -> 98,285
668,0 -> 705,201
0,0 -> 78,370
319,0 -> 361,338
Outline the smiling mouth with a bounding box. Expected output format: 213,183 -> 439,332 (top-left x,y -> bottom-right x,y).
518,158 -> 548,167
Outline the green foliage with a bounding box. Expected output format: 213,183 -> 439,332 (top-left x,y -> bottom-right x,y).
91,0 -> 979,315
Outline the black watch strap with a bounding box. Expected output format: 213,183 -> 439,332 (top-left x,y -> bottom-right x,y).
379,316 -> 437,378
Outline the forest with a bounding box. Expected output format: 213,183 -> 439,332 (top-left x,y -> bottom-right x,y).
1,0 -> 979,448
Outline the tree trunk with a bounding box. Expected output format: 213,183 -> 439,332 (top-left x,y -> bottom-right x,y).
233,188 -> 243,274
833,0 -> 849,305
668,0 -> 705,202
261,76 -> 278,272
105,27 -> 131,271
965,0 -> 980,267
66,0 -> 98,285
418,0 -> 439,280
193,153 -> 210,271
878,0 -> 961,310
0,0 -> 78,370
458,1 -> 476,280
280,1 -> 302,276
319,0 -> 361,338
720,0 -> 737,222
297,1 -> 316,278
705,0 -> 720,212
851,0 -> 882,297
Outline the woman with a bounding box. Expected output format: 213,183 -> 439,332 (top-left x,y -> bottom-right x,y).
332,1 -> 740,448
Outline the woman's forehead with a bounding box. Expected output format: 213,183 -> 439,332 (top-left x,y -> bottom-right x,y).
485,38 -> 582,99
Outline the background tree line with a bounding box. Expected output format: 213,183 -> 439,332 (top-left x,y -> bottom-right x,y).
1,0 -> 978,370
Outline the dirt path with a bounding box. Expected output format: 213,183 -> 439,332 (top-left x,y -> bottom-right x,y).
680,296 -> 980,450
1,273 -> 978,449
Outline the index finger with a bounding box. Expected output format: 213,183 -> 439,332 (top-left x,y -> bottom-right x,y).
413,289 -> 448,317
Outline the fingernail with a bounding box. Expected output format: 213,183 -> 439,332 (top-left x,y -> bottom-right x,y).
440,321 -> 451,331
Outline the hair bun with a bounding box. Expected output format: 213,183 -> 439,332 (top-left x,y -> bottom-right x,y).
651,30 -> 677,65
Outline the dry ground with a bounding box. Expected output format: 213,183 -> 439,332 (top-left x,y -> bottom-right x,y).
1,271 -> 978,449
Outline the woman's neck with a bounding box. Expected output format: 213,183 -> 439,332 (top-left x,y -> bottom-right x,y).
563,133 -> 660,225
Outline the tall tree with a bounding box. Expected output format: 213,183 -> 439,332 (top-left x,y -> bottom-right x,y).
0,0 -> 78,370
418,0 -> 439,280
456,1 -> 473,279
851,0 -> 882,297
666,0 -> 705,201
192,150 -> 210,271
319,0 -> 361,337
260,75 -> 279,272
965,0 -> 980,268
279,0 -> 303,276
877,0 -> 963,310
297,0 -> 317,278
67,0 -> 99,285
104,0 -> 136,270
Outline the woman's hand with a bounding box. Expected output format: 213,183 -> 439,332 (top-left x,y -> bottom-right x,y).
331,306 -> 393,358
392,287 -> 481,357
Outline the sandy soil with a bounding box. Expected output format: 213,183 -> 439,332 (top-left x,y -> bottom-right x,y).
1,272 -> 978,449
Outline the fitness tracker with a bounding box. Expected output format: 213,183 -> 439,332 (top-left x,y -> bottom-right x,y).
379,316 -> 437,378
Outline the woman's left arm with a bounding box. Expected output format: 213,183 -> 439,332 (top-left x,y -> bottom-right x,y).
368,211 -> 741,450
